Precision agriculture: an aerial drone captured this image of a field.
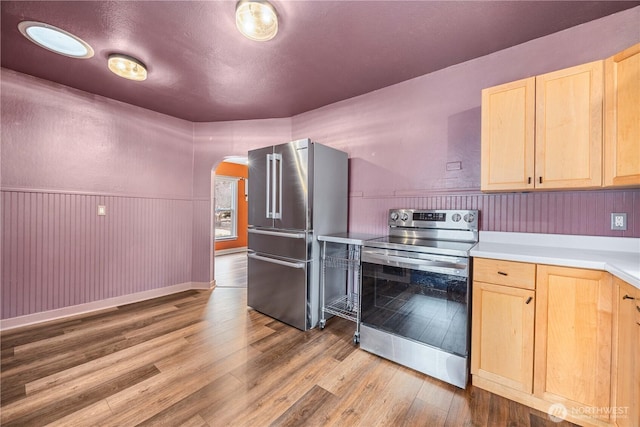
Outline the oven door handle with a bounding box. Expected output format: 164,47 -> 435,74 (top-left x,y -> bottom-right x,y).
362,251 -> 468,277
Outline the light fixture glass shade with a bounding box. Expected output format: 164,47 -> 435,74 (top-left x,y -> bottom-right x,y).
235,0 -> 278,42
18,21 -> 94,58
108,54 -> 147,81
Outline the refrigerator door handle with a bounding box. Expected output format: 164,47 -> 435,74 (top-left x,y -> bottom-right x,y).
273,153 -> 282,219
248,253 -> 306,269
248,229 -> 306,239
266,154 -> 273,219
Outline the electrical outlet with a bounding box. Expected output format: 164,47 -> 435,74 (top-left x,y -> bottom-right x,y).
98,205 -> 107,216
611,213 -> 627,231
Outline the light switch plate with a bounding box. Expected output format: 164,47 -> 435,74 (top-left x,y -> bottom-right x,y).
611,213 -> 627,230
98,205 -> 107,216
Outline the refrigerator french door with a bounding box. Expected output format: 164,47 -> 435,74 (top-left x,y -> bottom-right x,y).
248,141 -> 310,230
247,139 -> 348,331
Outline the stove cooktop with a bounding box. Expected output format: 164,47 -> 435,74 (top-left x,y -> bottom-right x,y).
363,235 -> 476,258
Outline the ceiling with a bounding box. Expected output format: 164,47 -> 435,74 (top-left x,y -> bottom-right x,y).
2,1 -> 638,123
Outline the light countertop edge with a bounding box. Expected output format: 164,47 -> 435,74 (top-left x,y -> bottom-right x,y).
317,232 -> 383,246
470,232 -> 640,289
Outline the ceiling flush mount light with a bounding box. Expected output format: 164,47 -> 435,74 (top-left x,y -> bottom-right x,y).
107,54 -> 147,81
235,0 -> 278,42
18,21 -> 94,58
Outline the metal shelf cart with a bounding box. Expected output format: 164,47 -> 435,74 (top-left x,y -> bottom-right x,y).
317,233 -> 380,344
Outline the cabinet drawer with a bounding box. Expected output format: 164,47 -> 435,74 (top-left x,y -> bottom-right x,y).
473,258 -> 536,289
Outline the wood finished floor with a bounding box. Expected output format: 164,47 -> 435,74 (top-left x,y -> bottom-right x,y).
214,252 -> 248,288
1,258 -> 578,426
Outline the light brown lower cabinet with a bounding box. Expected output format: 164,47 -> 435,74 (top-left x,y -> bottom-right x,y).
613,278 -> 640,427
535,266 -> 613,425
472,259 -> 637,427
471,258 -> 536,393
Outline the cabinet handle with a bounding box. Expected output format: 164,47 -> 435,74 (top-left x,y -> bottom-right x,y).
539,177 -> 543,184
497,271 -> 508,276
636,306 -> 640,313
623,294 -> 636,300
528,177 -> 532,184
525,297 -> 533,304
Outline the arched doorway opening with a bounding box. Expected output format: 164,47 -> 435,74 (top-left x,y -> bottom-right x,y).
211,156 -> 249,288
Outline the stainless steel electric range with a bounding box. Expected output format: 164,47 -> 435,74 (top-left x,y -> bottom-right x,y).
360,208 -> 479,389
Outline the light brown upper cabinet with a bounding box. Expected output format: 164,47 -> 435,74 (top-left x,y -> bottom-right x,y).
481,61 -> 603,192
481,78 -> 536,191
604,43 -> 640,188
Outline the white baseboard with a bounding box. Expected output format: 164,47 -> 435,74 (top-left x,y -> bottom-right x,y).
0,281 -> 214,331
191,280 -> 216,290
215,247 -> 248,256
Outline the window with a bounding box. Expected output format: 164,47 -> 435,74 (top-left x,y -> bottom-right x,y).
214,176 -> 239,240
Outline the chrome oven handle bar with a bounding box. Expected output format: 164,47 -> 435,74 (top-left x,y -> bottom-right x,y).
362,250 -> 468,277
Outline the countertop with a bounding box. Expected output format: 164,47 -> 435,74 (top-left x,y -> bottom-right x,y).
470,231 -> 640,289
317,232 -> 383,246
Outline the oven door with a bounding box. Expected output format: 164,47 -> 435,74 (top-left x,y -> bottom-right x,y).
360,247 -> 470,357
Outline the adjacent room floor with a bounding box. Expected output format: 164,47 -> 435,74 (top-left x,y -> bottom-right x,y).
0,256 -> 577,426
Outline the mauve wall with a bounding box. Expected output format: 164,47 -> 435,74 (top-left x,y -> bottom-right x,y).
291,7 -> 640,238
1,69 -> 195,319
3,8 -> 640,321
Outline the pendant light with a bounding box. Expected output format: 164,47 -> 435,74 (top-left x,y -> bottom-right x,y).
235,0 -> 278,42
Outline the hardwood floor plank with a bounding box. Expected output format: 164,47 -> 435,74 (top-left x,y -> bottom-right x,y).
101,345 -> 262,426
400,398 -> 449,427
487,391 -> 511,426
1,364 -> 159,426
444,387 -> 479,427
269,385 -> 338,427
0,257 -> 579,426
11,303 -> 178,357
23,323 -> 195,395
198,327 -> 347,426
134,372 -> 244,427
44,400 -> 114,427
228,343 -> 342,427
0,382 -> 25,407
115,290 -> 200,312
508,398 -> 532,427
416,374 -> 457,414
316,348 -> 381,397
181,414 -> 211,427
315,354 -> 399,426
1,334 -> 126,387
357,365 -> 425,426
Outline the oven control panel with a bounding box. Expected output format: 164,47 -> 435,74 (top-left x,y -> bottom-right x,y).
388,209 -> 478,230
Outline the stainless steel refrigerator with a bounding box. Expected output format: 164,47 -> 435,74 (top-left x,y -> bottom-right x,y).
247,138 -> 348,330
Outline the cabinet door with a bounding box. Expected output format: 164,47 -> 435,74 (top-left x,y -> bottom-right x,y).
604,43 -> 640,188
481,77 -> 536,191
535,61 -> 603,189
535,265 -> 613,419
614,278 -> 640,427
471,281 -> 535,393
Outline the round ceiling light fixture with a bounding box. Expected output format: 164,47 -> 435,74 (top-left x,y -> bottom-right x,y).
18,21 -> 94,58
107,53 -> 148,81
235,0 -> 278,42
